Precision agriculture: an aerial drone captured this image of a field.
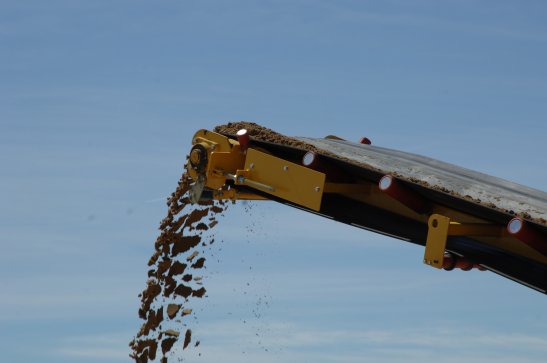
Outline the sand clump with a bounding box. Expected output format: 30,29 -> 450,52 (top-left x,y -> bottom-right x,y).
129,170 -> 227,363
214,121 -> 320,152
129,123 -> 289,362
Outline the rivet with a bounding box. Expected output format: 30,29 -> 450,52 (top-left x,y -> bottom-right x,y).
314,186 -> 320,192
283,166 -> 289,171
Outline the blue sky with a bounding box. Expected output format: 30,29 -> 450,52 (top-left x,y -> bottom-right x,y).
1,1 -> 546,362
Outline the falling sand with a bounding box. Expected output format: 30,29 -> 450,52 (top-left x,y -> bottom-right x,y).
129,170 -> 227,363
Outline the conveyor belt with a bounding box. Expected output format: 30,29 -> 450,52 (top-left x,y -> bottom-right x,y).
296,137 -> 547,228
241,137 -> 547,293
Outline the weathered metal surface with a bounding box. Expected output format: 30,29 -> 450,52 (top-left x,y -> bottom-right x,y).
296,137 -> 547,227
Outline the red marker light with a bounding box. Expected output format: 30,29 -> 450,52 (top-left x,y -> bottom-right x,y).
379,175 -> 429,214
507,217 -> 547,256
359,137 -> 372,145
237,129 -> 250,152
302,151 -> 318,168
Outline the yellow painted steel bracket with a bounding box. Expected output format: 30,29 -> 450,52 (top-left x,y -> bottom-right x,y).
186,129 -> 326,211
424,213 -> 506,268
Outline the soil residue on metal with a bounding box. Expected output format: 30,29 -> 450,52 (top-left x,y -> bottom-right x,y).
215,121 -> 321,153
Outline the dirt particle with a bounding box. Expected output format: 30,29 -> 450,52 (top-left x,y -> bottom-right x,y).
166,304 -> 181,319
171,235 -> 201,257
185,208 -> 210,228
191,257 -> 206,269
181,309 -> 192,316
183,329 -> 192,350
163,276 -> 177,297
186,251 -> 199,262
174,283 -> 193,299
195,222 -> 209,231
192,287 -> 206,298
167,261 -> 187,277
161,337 -> 178,355
163,329 -> 180,338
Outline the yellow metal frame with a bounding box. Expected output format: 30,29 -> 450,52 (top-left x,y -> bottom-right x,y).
424,213 -> 506,268
238,148 -> 325,211
187,130 -> 326,211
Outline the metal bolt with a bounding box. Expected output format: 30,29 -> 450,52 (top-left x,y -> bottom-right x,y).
283,165 -> 289,171
190,148 -> 202,165
249,163 -> 255,169
314,186 -> 321,192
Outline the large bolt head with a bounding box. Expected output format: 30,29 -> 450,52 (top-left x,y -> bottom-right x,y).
189,144 -> 208,171
190,148 -> 202,165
